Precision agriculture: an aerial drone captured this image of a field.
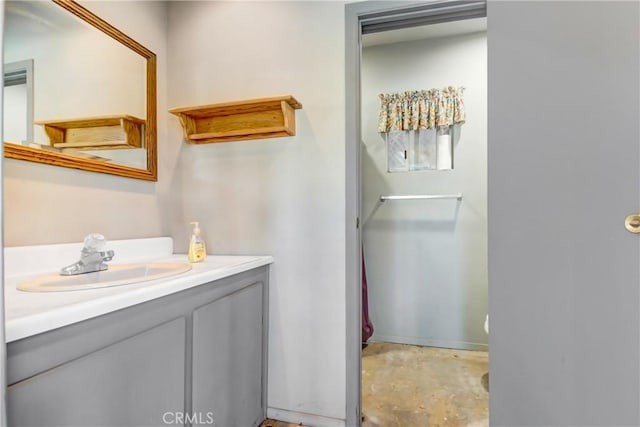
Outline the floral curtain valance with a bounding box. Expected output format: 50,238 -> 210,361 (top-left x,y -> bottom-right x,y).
377,86 -> 466,132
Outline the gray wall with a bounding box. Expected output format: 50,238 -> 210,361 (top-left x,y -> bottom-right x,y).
166,2 -> 347,424
488,1 -> 640,425
361,32 -> 487,349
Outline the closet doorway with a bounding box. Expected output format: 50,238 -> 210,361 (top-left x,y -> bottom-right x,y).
345,2 -> 488,426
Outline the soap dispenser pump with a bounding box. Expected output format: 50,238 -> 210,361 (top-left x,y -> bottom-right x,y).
188,221 -> 206,263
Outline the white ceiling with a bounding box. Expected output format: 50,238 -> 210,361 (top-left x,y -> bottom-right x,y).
362,17 -> 487,48
4,1 -> 85,41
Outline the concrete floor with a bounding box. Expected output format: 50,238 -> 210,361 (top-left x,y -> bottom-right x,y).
362,342 -> 489,427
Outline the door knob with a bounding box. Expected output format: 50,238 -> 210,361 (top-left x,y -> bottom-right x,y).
625,214 -> 640,233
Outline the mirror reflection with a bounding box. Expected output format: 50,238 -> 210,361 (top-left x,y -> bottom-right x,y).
3,59 -> 32,145
3,0 -> 154,174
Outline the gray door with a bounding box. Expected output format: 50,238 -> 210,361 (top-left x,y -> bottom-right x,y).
488,1 -> 640,426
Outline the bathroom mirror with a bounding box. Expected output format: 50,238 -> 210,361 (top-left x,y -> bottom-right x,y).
3,0 -> 157,181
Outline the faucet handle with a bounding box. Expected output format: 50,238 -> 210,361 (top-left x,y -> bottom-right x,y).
83,233 -> 106,252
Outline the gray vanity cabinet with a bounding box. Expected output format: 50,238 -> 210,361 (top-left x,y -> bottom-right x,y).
6,266 -> 269,427
8,319 -> 186,427
192,283 -> 265,427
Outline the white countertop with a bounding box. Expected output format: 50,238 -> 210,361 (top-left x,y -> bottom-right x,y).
5,254 -> 273,343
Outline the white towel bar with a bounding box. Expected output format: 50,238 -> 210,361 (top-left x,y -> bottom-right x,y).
379,194 -> 462,202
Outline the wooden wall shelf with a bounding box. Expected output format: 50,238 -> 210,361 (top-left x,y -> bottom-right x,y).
169,95 -> 302,144
35,115 -> 145,150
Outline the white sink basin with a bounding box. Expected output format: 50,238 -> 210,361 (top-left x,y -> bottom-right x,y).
17,262 -> 192,292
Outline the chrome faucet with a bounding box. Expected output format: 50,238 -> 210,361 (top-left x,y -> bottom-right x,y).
60,234 -> 115,276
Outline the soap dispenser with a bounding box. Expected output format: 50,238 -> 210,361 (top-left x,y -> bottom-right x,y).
188,221 -> 206,263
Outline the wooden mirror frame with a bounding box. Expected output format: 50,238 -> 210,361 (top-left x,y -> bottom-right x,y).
3,0 -> 158,181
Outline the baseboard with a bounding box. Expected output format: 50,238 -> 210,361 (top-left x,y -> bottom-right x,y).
370,334 -> 488,351
267,407 -> 346,427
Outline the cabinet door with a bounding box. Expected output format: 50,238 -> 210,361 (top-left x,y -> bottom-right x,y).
192,282 -> 264,427
8,318 -> 186,427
